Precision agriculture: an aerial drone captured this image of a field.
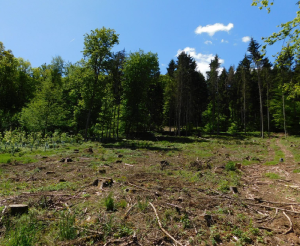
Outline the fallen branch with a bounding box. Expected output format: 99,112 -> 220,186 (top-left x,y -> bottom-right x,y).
257,208 -> 278,223
247,203 -> 300,214
149,202 -> 183,246
123,202 -> 137,219
124,163 -> 134,167
245,198 -> 300,206
75,226 -> 103,235
283,211 -> 293,234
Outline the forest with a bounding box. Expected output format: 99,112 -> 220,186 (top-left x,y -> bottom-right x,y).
1,26 -> 299,140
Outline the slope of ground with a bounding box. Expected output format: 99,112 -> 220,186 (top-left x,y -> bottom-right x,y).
1,133 -> 300,245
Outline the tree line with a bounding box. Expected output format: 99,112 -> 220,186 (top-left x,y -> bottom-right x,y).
1,27 -> 300,139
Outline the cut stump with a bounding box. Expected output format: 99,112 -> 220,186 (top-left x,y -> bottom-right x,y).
9,204 -> 28,216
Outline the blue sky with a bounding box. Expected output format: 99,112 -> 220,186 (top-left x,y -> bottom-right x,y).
0,0 -> 297,75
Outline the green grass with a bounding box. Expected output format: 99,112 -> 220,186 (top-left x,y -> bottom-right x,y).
293,169 -> 300,173
31,182 -> 77,192
225,161 -> 236,171
264,172 -> 281,179
1,212 -> 43,246
264,160 -> 278,166
59,211 -> 77,240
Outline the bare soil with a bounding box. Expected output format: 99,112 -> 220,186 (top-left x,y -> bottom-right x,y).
1,134 -> 300,245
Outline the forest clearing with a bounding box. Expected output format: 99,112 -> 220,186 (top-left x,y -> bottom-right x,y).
2,0 -> 300,245
1,132 -> 300,245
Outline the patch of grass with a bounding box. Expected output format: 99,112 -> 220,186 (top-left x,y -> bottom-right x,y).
225,161 -> 236,171
180,214 -> 191,229
34,182 -> 77,192
0,153 -> 13,164
218,180 -> 230,192
117,199 -> 127,209
0,180 -> 13,196
264,160 -> 278,166
293,169 -> 300,173
137,198 -> 148,212
114,224 -> 133,238
102,215 -> 115,239
2,213 -> 42,246
264,172 -> 281,179
58,211 -> 77,240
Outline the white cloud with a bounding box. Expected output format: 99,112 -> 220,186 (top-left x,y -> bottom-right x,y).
161,63 -> 166,66
204,40 -> 213,45
70,38 -> 75,43
221,39 -> 228,43
177,47 -> 224,76
195,23 -> 234,36
242,36 -> 251,43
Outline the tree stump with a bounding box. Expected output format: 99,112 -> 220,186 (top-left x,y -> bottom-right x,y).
9,204 -> 28,216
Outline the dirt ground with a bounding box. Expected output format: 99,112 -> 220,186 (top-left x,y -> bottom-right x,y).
1,134 -> 300,245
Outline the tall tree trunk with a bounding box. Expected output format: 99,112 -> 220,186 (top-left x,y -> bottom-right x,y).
282,90 -> 287,138
217,78 -> 219,136
169,108 -> 171,133
267,81 -> 270,137
257,70 -> 264,138
177,74 -> 182,136
243,73 -> 246,134
85,109 -> 92,140
116,104 -> 120,139
112,105 -> 116,138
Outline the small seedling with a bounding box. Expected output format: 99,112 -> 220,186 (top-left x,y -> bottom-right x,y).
104,193 -> 115,211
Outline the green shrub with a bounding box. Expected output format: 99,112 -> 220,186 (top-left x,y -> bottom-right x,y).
225,161 -> 236,171
227,122 -> 239,135
104,193 -> 115,211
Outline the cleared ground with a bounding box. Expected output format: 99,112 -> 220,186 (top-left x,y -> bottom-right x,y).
1,133 -> 300,245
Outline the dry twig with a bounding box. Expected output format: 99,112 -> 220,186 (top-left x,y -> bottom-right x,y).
257,208 -> 278,223
283,211 -> 293,234
149,202 -> 183,246
247,203 -> 300,214
123,202 -> 137,219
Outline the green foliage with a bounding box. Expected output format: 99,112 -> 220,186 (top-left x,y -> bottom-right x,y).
218,180 -> 230,192
114,224 -> 133,238
3,213 -> 41,246
102,215 -> 114,239
117,199 -> 127,209
209,225 -> 221,246
180,214 -> 191,229
20,63 -> 67,133
58,211 -> 77,240
232,228 -> 253,245
122,50 -> 160,134
137,198 -> 148,212
252,0 -> 300,64
82,27 -> 119,139
225,161 -> 236,171
104,193 -> 115,211
227,122 -> 239,135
